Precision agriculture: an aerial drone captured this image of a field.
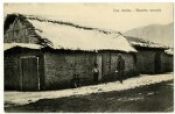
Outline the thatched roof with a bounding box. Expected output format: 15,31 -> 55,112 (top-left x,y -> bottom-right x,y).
4,14 -> 136,53
125,36 -> 169,49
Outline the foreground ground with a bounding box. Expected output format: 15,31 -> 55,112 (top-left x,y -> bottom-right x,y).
5,81 -> 173,112
5,73 -> 174,112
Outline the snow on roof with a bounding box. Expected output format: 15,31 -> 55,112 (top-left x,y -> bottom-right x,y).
125,36 -> 168,49
4,43 -> 42,51
130,41 -> 168,49
24,15 -> 136,52
164,48 -> 174,55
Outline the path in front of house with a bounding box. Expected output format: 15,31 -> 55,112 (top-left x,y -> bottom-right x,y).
5,73 -> 173,107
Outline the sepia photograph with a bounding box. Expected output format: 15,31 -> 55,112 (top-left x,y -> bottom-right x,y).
4,3 -> 174,112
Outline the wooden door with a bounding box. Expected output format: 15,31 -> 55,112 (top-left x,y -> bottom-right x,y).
97,55 -> 102,81
102,53 -> 111,76
20,56 -> 40,91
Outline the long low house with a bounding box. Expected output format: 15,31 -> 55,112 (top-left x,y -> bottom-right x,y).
125,36 -> 173,74
4,14 -> 137,91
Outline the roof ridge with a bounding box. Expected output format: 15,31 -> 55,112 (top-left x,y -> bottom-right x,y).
6,13 -> 122,36
24,14 -> 122,35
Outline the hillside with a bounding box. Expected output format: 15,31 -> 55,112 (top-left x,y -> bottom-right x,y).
124,23 -> 174,47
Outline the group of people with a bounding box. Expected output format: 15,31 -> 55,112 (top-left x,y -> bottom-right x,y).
71,54 -> 125,88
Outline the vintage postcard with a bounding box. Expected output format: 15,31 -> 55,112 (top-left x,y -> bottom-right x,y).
4,3 -> 174,112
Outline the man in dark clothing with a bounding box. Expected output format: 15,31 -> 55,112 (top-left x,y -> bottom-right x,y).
117,54 -> 125,83
92,63 -> 99,84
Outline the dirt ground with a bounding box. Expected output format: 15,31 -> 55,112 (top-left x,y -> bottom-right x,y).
5,73 -> 173,107
5,80 -> 173,112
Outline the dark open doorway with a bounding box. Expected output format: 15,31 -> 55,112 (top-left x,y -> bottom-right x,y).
155,52 -> 161,73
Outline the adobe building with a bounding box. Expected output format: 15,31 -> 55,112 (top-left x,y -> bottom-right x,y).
126,36 -> 173,74
4,14 -> 137,91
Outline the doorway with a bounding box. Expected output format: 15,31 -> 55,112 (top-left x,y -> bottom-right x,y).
20,56 -> 40,91
155,52 -> 161,73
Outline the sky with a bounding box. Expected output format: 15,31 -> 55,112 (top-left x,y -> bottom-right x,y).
4,3 -> 174,32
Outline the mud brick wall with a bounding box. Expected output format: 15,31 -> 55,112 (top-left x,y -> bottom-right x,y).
121,53 -> 137,76
160,53 -> 173,72
101,52 -> 136,81
43,51 -> 96,89
4,54 -> 20,90
136,50 -> 156,74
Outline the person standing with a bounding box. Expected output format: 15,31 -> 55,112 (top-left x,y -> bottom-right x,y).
92,63 -> 99,84
117,54 -> 125,83
70,73 -> 80,88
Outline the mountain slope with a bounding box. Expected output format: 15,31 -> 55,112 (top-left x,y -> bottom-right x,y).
124,23 -> 174,47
